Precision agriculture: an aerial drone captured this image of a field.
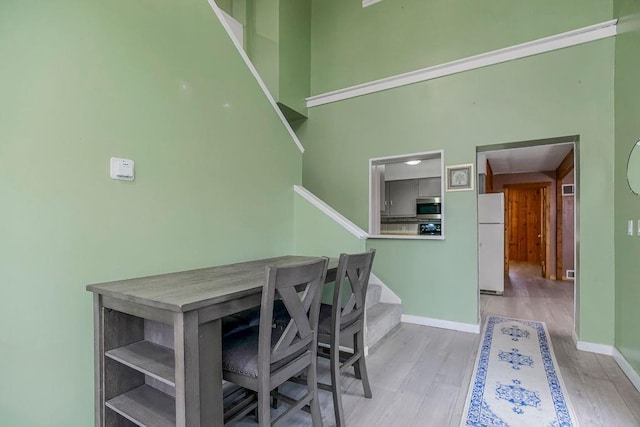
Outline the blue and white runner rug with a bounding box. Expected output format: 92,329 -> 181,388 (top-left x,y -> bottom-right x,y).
461,316 -> 577,427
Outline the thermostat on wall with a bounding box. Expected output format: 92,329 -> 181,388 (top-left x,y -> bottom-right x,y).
110,157 -> 135,181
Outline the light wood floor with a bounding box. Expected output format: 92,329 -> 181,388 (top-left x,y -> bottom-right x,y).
240,262 -> 640,426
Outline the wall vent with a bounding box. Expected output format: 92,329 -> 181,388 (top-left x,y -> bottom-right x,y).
562,184 -> 575,196
566,270 -> 575,279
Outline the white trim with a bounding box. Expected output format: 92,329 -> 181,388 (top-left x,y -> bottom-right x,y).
369,149 -> 443,164
362,0 -> 383,7
613,348 -> 640,393
401,314 -> 480,334
368,161 -> 378,235
294,185 -> 369,239
207,0 -> 305,153
369,273 -> 401,304
368,234 -> 444,240
573,336 -> 640,394
576,340 -> 614,356
306,19 -> 617,108
218,9 -> 243,48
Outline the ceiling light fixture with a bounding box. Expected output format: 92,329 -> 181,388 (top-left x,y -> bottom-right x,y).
404,160 -> 422,166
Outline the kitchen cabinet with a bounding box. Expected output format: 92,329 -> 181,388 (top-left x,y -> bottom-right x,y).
388,179 -> 418,216
418,178 -> 442,198
382,177 -> 440,217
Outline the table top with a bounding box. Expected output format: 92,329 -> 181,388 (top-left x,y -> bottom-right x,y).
87,255 -> 338,313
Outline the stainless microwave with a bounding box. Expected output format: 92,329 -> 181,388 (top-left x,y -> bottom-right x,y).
416,197 -> 441,219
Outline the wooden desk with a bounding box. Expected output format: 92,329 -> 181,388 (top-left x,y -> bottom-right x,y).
87,255 -> 338,427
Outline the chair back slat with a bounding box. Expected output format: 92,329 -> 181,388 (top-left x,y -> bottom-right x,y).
332,250 -> 375,333
281,287 -> 314,333
272,287 -> 313,356
345,268 -> 365,311
258,258 -> 328,375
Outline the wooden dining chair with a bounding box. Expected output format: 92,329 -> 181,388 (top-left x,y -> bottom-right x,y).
221,257 -> 328,426
317,250 -> 376,427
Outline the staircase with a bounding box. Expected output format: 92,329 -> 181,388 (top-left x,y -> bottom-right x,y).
292,186 -> 402,350
365,283 -> 402,350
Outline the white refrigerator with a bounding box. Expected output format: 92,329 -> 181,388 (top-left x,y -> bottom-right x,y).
478,193 -> 505,294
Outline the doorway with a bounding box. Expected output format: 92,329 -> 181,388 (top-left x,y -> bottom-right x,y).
503,182 -> 552,278
476,136 -> 578,334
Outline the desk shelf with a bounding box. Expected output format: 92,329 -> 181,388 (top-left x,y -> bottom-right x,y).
106,384 -> 176,427
100,309 -> 177,426
106,340 -> 175,387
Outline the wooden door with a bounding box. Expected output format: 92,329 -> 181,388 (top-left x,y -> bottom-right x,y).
506,187 -> 543,263
540,187 -> 548,276
504,189 -> 509,274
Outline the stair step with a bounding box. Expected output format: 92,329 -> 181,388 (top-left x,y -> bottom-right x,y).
366,283 -> 382,309
366,302 -> 402,350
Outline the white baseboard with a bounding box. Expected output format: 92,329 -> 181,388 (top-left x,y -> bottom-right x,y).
572,329 -> 615,356
613,348 -> 640,394
571,329 -> 579,346
401,314 -> 480,334
564,331 -> 640,394
576,340 -> 614,356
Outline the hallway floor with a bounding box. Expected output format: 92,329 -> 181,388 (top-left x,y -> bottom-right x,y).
481,261 -> 640,426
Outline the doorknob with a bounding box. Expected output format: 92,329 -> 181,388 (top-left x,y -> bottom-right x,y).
538,234 -> 541,238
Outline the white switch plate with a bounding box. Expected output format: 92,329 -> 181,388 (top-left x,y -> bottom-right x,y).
110,157 -> 135,181
637,220 -> 640,236
628,220 -> 634,236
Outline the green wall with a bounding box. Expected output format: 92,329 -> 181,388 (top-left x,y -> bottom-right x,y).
293,190 -> 365,257
0,1 -> 301,425
248,0 -> 280,99
310,0 -> 613,94
300,1 -> 616,335
278,0 -> 311,118
224,0 -> 310,119
614,0 -> 640,376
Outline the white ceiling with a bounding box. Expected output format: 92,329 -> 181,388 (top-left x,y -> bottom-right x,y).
480,143 -> 573,175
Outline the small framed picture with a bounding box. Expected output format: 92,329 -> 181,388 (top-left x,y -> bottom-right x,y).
446,164 -> 474,191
